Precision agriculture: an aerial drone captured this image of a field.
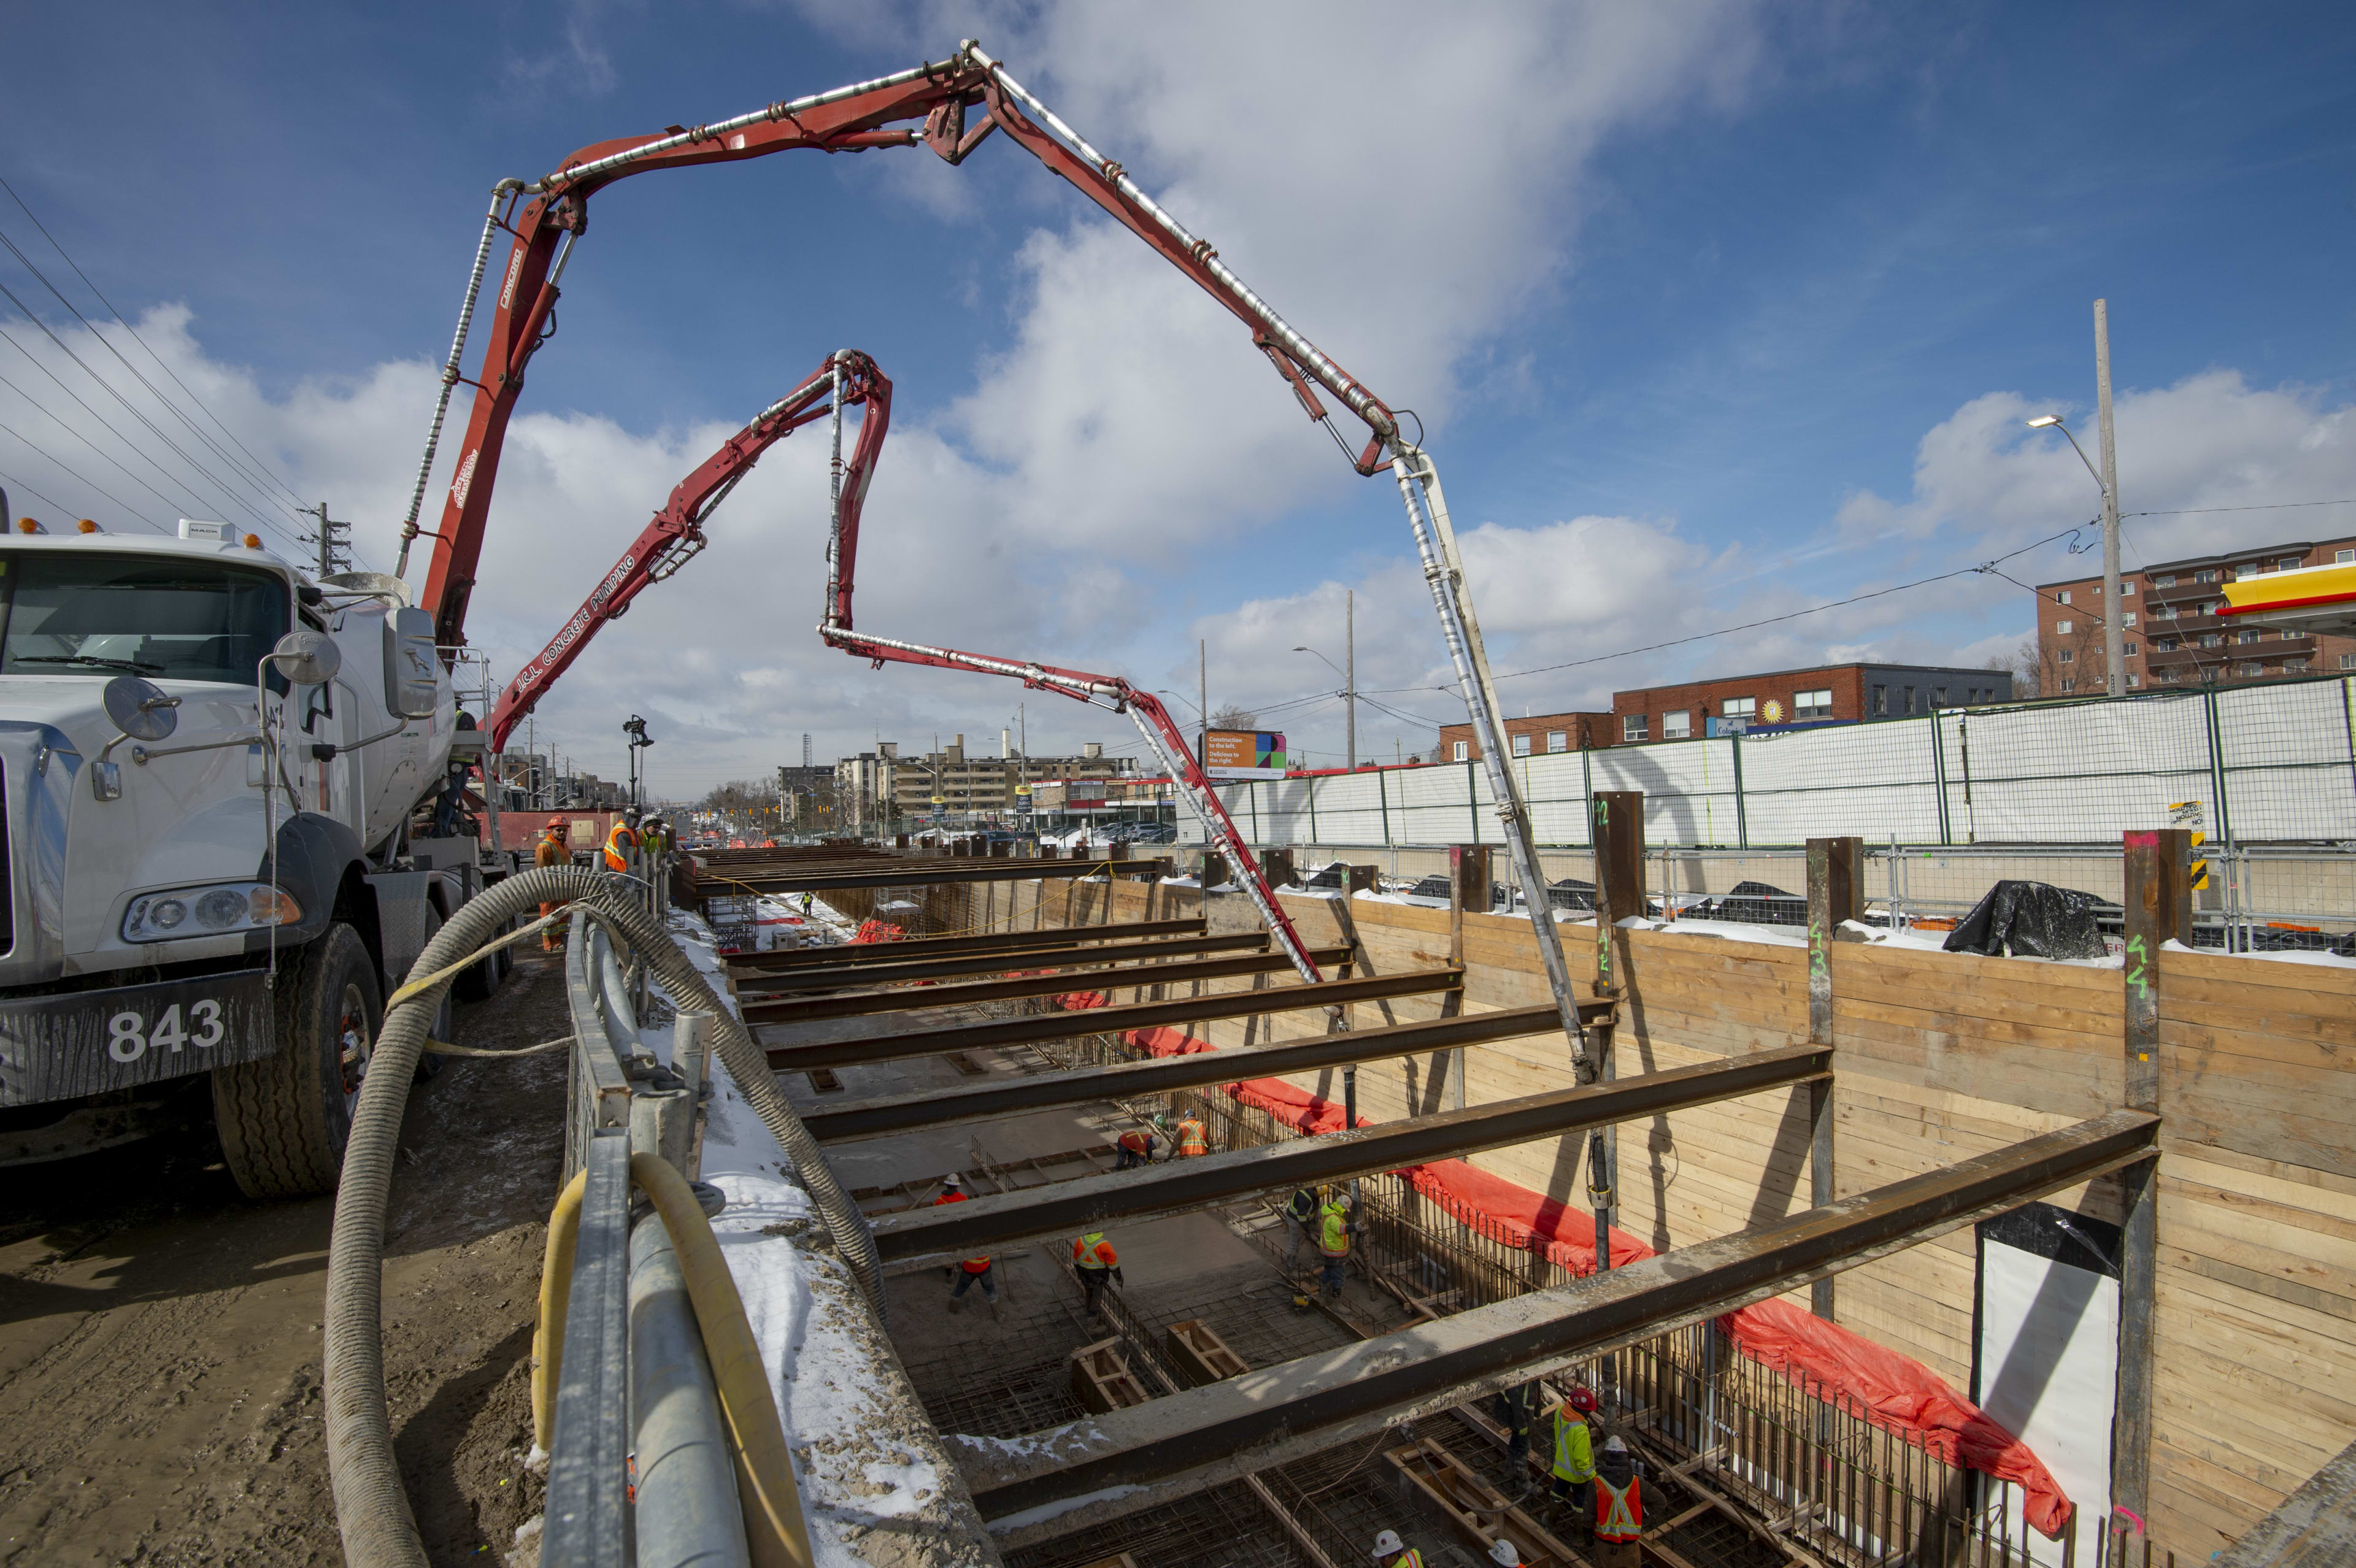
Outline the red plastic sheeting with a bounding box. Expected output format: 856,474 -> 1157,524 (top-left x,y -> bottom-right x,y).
1053,991 -> 1109,1010
850,920 -> 906,945
1115,1024 -> 2072,1539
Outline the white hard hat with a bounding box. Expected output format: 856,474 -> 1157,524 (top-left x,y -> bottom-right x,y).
1372,1531 -> 1403,1559
1603,1435 -> 1626,1453
942,1174 -> 963,1189
1490,1540 -> 1520,1567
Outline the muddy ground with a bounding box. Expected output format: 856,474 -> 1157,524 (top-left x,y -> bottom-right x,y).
0,948 -> 575,1566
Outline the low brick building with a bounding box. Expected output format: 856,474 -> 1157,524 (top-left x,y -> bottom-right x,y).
2035,535 -> 2356,694
1437,662 -> 2011,758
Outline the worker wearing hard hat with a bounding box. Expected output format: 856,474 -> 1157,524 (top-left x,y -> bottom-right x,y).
1317,1185 -> 1358,1299
931,1175 -> 998,1317
604,813 -> 640,874
1114,1118 -> 1163,1170
536,818 -> 570,950
1591,1435 -> 1644,1567
1549,1385 -> 1601,1517
1174,1109 -> 1209,1158
1371,1530 -> 1422,1568
1071,1230 -> 1122,1320
1488,1542 -> 1521,1568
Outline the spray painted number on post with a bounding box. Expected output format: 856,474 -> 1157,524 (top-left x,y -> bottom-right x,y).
107,1001 -> 227,1063
2124,935 -> 2152,1002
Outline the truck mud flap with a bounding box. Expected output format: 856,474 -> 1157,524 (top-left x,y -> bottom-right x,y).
0,969 -> 274,1106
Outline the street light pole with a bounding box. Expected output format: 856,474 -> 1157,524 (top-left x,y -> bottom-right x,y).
2095,299 -> 2124,699
1345,588 -> 1357,771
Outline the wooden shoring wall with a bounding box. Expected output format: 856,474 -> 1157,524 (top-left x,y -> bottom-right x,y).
910,869 -> 2356,1558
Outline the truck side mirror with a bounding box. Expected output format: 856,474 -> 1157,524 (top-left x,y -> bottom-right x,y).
384,607 -> 439,720
267,630 -> 342,688
102,675 -> 181,742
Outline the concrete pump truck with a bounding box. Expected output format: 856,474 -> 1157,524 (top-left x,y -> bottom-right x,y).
0,504 -> 516,1197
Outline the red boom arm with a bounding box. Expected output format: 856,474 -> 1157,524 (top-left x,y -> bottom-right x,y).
486,352 -> 891,750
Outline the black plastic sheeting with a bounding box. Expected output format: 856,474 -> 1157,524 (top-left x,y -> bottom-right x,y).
1942,881 -> 2118,961
1687,880 -> 1806,927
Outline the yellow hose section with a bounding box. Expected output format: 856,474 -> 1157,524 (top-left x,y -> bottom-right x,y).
630,1152 -> 815,1568
532,1169 -> 587,1454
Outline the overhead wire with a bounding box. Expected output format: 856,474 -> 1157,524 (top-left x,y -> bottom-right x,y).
0,277 -> 304,550
0,212 -> 306,528
0,174 -> 310,514
0,412 -> 163,529
0,352 -> 205,526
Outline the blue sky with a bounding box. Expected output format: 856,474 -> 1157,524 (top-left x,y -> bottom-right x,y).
1,2 -> 2350,791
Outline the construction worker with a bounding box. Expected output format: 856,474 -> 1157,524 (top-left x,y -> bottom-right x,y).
536,818 -> 570,950
604,812 -> 640,874
1280,1186 -> 1320,1274
1174,1109 -> 1209,1158
931,1176 -> 999,1316
1549,1385 -> 1600,1517
1114,1122 -> 1160,1170
1370,1529 -> 1422,1568
1493,1380 -> 1539,1469
1317,1185 -> 1355,1298
1488,1542 -> 1521,1568
1072,1231 -> 1122,1318
1591,1436 -> 1644,1567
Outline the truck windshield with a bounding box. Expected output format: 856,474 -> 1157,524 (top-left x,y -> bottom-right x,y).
0,553 -> 289,683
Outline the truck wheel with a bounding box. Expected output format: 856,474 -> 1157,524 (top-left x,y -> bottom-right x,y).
453,910 -> 507,1002
212,923 -> 382,1200
412,908 -> 456,1081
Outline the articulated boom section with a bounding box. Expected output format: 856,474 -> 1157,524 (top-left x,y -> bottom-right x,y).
407,38 -> 1588,1064
486,353 -> 890,750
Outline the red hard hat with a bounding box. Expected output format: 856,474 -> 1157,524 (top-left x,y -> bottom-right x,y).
1567,1386 -> 1599,1414
546,817 -> 568,829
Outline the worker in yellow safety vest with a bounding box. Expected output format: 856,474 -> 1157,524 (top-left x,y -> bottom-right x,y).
1175,1111 -> 1208,1158
1370,1529 -> 1422,1568
1317,1186 -> 1355,1299
603,815 -> 640,873
1591,1435 -> 1644,1567
1072,1231 -> 1122,1318
1549,1385 -> 1600,1515
536,818 -> 571,950
932,1175 -> 998,1317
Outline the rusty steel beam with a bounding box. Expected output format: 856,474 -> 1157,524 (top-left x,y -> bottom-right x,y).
958,1108 -> 2160,1544
761,967 -> 1464,1072
715,858 -> 1170,894
725,918 -> 1209,972
738,932 -> 1276,998
870,1046 -> 1829,1261
801,1000 -> 1617,1144
747,946 -> 1357,1025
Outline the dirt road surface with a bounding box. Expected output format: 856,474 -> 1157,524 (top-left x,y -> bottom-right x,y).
0,948 -> 575,1566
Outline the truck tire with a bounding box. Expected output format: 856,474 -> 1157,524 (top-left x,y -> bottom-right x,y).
452,910 -> 507,1002
212,923 -> 382,1199
412,908 -> 456,1081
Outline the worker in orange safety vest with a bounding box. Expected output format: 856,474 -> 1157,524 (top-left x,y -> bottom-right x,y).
1591,1435 -> 1644,1567
931,1175 -> 998,1316
536,818 -> 570,950
1174,1110 -> 1208,1157
1114,1123 -> 1160,1169
603,813 -> 640,873
1072,1230 -> 1122,1318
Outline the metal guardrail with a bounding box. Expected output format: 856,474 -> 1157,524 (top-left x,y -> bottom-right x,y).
547,901 -> 745,1568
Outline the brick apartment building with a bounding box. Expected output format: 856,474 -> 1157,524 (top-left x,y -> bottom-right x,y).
2035,534 -> 2356,694
1435,661 -> 2011,759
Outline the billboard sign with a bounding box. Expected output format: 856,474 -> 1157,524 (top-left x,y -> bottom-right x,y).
1203,728 -> 1288,780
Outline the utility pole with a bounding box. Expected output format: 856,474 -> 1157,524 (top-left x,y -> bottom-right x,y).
302,502 -> 351,578
1198,639 -> 1207,746
2095,299 -> 2123,699
1345,588 -> 1357,772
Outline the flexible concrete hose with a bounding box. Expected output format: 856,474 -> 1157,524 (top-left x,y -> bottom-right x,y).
531,1169 -> 588,1451
326,867 -> 882,1568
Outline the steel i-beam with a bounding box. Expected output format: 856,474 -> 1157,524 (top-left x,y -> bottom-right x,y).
749,946 -> 1356,1024
714,857 -> 1170,894
869,1046 -> 1830,1261
738,932 -> 1277,997
803,1001 -> 1614,1143
761,967 -> 1464,1072
725,917 -> 1209,972
961,1108 -> 2160,1543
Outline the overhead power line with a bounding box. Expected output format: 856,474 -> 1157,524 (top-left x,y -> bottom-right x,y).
0,413 -> 162,528
0,344 -> 213,524
0,175 -> 310,515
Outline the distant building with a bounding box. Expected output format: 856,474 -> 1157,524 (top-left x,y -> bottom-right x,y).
1613,662 -> 2010,743
1433,661 -> 2011,760
2036,535 -> 2356,694
835,733 -> 1134,826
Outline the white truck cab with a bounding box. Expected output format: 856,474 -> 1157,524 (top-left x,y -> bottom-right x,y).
0,520 -> 510,1194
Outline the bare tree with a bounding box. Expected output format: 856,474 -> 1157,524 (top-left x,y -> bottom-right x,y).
1207,704 -> 1258,730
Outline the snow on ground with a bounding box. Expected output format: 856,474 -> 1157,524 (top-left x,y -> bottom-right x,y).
654,912 -> 994,1568
2163,936 -> 2356,969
